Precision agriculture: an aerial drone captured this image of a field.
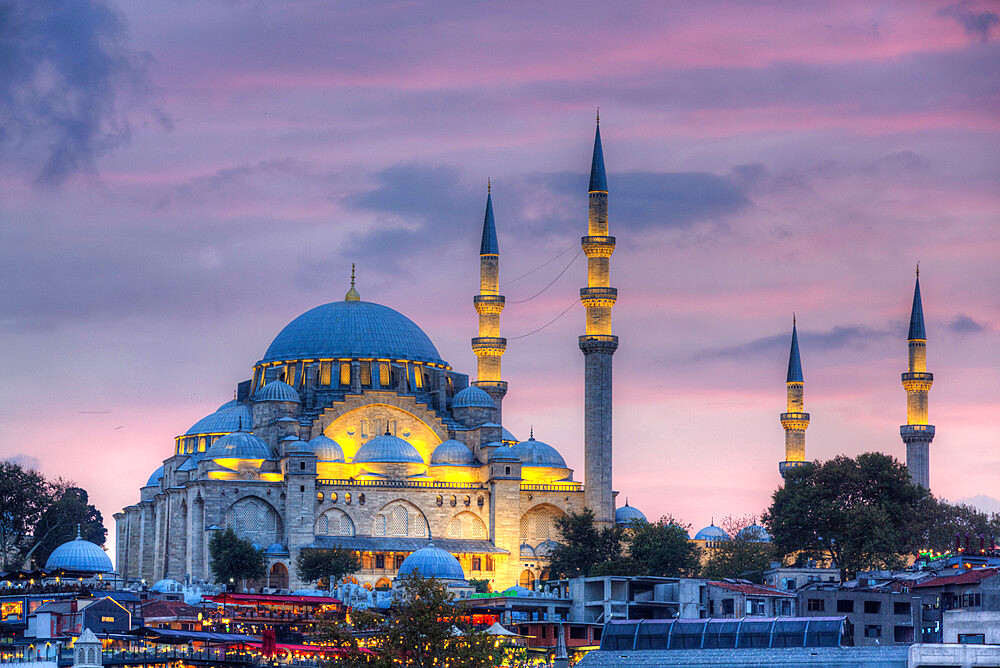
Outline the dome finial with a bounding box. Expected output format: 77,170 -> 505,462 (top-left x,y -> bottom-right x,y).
793,312 -> 796,327
529,426 -> 534,440
76,524 -> 82,539
596,107 -> 600,124
487,177 -> 491,194
345,263 -> 361,301
916,261 -> 919,278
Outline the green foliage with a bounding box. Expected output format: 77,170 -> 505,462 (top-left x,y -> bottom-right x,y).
0,460 -> 53,570
468,578 -> 491,593
624,516 -> 702,577
208,528 -> 265,587
546,508 -> 624,578
915,497 -> 1000,555
702,516 -> 774,583
764,452 -> 927,578
295,548 -> 360,590
30,486 -> 106,568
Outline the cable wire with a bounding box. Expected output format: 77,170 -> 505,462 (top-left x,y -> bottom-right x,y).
501,244 -> 576,288
507,248 -> 582,304
507,300 -> 579,340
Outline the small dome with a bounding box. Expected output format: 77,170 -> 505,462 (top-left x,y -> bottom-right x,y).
615,502 -> 647,525
265,542 -> 289,555
281,435 -> 310,453
152,578 -> 183,593
514,436 -> 567,468
452,386 -> 495,409
207,430 -> 272,460
216,399 -> 239,411
694,524 -> 731,542
354,433 -> 423,464
520,543 -> 535,558
501,428 -> 518,445
397,543 -> 465,581
44,531 -> 113,573
254,380 -> 300,403
185,404 -> 252,436
177,455 -> 201,472
737,524 -> 772,542
534,539 -> 559,557
487,443 -> 519,461
430,439 -> 475,466
146,465 -> 164,487
308,435 -> 345,462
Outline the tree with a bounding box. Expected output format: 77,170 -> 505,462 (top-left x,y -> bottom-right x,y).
914,497 -> 1000,555
625,516 -> 702,577
295,548 -> 360,590
0,460 -> 53,570
546,509 -> 624,578
468,578 -> 491,593
702,515 -> 774,583
208,528 -> 265,588
763,452 -> 927,578
28,484 -> 106,568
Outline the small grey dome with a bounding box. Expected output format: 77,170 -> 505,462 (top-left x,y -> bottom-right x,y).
207,429 -> 272,460
354,433 -> 422,464
487,443 -> 519,461
152,578 -> 183,593
501,428 -> 518,445
520,543 -> 535,557
694,524 -> 730,542
397,543 -> 465,581
430,439 -> 475,466
534,539 -> 559,557
514,436 -> 567,468
308,434 -> 345,462
45,531 -> 113,573
185,404 -> 252,436
146,465 -> 164,487
452,386 -> 495,409
615,502 -> 648,525
254,380 -> 300,403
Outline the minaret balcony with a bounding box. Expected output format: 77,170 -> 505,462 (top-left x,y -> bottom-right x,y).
473,295 -> 505,314
580,287 -> 618,309
581,235 -> 616,258
578,334 -> 619,354
472,337 -> 507,356
779,461 -> 808,477
900,424 -> 935,442
901,372 -> 934,391
780,412 -> 810,431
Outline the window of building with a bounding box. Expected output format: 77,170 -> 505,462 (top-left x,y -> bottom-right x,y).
864,600 -> 881,614
345,492 -> 352,504
375,554 -> 385,569
299,485 -> 305,492
959,633 -> 986,644
413,365 -> 423,389
837,599 -> 854,613
320,362 -> 332,386
807,599 -> 825,612
777,599 -> 791,616
359,493 -> 365,505
450,495 -> 457,507
569,627 -> 587,640
436,495 -> 443,506
340,362 -> 351,386
864,625 -> 881,638
722,599 -> 734,616
894,626 -> 914,643
472,557 -> 482,571
505,466 -> 511,475
379,363 -> 390,386
330,492 -> 337,503
960,593 -> 982,608
464,495 -> 471,507
894,601 -> 910,615
316,492 -> 324,502
300,462 -> 305,470
746,598 -> 765,616
782,578 -> 796,590
360,362 -> 371,386
394,555 -> 405,569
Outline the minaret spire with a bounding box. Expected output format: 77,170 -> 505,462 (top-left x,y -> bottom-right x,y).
472,182 -> 507,422
901,269 -> 934,488
780,317 -> 809,478
580,115 -> 617,527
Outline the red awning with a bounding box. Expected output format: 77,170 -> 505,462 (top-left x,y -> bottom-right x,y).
207,593 -> 342,606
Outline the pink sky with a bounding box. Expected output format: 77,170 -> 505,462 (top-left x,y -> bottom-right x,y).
0,0 -> 998,566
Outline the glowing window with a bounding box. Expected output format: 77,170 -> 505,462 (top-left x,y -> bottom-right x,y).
379,363 -> 390,386
320,363 -> 332,386
199,437 -> 206,452
360,362 -> 371,386
413,365 -> 423,389
340,363 -> 351,386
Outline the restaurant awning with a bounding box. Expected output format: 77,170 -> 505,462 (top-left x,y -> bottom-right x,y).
206,592 -> 342,606
128,627 -> 259,645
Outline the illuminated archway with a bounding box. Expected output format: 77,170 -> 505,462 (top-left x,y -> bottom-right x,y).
268,563 -> 289,590
519,569 -> 535,590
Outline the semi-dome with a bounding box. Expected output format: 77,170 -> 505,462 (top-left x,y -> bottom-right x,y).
177,455 -> 201,472
615,502 -> 647,525
265,542 -> 289,556
430,439 -> 475,466
308,435 -> 345,463
354,433 -> 423,464
260,300 -> 447,366
185,404 -> 252,436
206,430 -> 272,460
694,524 -> 730,542
45,531 -> 113,573
253,380 -> 300,403
396,542 -> 465,581
514,436 -> 567,468
146,465 -> 164,487
736,524 -> 772,542
451,386 -> 495,409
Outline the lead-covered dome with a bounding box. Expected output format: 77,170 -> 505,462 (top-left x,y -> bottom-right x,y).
694,524 -> 730,542
308,434 -> 345,463
146,465 -> 164,487
452,386 -> 494,409
397,543 -> 465,581
185,404 -> 252,436
45,532 -> 113,573
354,434 -> 423,464
736,524 -> 772,542
253,380 -> 300,403
615,502 -> 647,525
430,439 -> 475,466
514,436 -> 567,468
207,430 -> 272,460
260,301 -> 446,366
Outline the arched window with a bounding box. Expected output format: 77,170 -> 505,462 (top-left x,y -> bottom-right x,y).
340,362 -> 351,386
374,514 -> 386,536
389,506 -> 408,535
519,570 -> 535,590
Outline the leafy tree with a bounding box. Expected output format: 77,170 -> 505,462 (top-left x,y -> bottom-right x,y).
546,509 -> 624,578
28,484 -> 106,568
0,460 -> 54,570
915,497 -> 1000,555
295,548 -> 360,590
625,516 -> 702,577
702,515 -> 774,583
468,578 -> 491,593
208,528 -> 265,588
763,452 -> 927,578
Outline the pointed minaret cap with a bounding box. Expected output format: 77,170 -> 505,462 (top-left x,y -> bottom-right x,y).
345,263 -> 361,301
787,316 -> 804,383
908,265 -> 926,340
589,112 -> 607,193
480,184 -> 499,255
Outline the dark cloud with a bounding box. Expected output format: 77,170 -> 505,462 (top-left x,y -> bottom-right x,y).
939,1 -> 999,42
949,313 -> 986,333
0,0 -> 159,185
697,325 -> 892,361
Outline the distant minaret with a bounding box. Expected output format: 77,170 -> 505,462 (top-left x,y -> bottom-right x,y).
779,316 -> 809,478
580,112 -> 617,527
901,266 -> 934,489
472,181 -> 507,423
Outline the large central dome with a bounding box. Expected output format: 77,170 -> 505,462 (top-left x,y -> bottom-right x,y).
261,300 -> 447,366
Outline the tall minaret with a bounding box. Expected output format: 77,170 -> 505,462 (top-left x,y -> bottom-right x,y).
472,181 -> 507,422
580,113 -> 617,527
901,267 -> 934,489
779,317 -> 809,478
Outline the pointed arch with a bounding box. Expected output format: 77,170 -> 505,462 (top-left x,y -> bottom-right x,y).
519,503 -> 565,543
446,511 -> 488,539
372,499 -> 428,538
316,508 -> 355,536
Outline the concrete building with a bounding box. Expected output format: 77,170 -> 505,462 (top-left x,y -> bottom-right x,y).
115,122 -> 644,593
705,580 -> 796,618
763,563 -> 841,592
910,610 -> 1000,668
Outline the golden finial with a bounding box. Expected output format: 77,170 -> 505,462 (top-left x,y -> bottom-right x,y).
345,263 -> 360,301
487,177 -> 491,194
596,107 -> 600,124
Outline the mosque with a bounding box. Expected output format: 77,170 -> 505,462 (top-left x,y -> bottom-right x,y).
114,120 -> 642,592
